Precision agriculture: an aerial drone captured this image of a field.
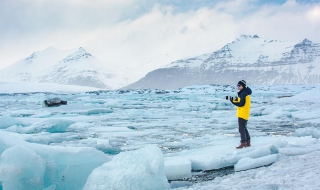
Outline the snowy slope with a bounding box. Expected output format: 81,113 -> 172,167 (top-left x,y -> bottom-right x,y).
2,35 -> 320,90
0,82 -> 102,93
124,35 -> 320,89
167,35 -> 319,68
167,35 -> 295,68
0,47 -> 125,89
0,47 -> 75,81
37,47 -> 122,89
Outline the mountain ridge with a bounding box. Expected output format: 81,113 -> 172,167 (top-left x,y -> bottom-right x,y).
124,35 -> 320,89
1,35 -> 319,90
0,47 -> 123,89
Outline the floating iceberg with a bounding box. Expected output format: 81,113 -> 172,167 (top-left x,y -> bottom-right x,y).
83,145 -> 170,190
0,131 -> 110,190
0,116 -> 22,129
234,154 -> 279,171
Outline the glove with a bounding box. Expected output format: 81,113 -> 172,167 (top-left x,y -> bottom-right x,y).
230,97 -> 234,101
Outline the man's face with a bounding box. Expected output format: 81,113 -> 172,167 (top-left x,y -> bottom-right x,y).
237,84 -> 243,90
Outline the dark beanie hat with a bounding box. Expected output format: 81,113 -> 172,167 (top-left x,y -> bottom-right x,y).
238,80 -> 246,87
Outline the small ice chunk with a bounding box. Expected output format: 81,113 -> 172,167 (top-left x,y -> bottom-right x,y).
232,147 -> 271,159
278,147 -> 315,156
66,122 -> 93,132
164,157 -> 192,180
281,105 -> 298,111
293,127 -> 320,139
104,99 -> 119,107
234,154 -> 279,171
96,139 -> 110,145
162,141 -> 186,149
83,145 -> 170,190
294,127 -> 315,137
188,147 -> 271,171
175,102 -> 190,110
270,140 -> 288,154
30,110 -> 52,118
20,119 -> 76,133
313,128 -> 320,138
0,116 -> 21,129
170,181 -> 193,188
81,108 -> 113,115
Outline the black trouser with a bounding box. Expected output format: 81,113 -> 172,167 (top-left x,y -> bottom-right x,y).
238,118 -> 250,143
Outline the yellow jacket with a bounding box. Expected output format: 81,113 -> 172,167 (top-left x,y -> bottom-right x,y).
231,87 -> 252,120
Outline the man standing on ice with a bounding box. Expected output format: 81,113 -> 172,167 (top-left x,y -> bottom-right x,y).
230,80 -> 252,149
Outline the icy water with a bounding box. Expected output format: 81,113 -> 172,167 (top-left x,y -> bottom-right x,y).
0,85 -> 316,152
168,166 -> 235,187
0,85 -> 317,186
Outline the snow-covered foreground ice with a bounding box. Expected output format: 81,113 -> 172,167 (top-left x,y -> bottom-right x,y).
174,150 -> 320,190
0,83 -> 320,189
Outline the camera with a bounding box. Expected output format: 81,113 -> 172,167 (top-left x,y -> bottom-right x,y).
226,96 -> 238,101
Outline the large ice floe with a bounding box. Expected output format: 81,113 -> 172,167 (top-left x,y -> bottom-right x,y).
0,83 -> 320,189
0,131 -> 110,190
83,145 -> 170,190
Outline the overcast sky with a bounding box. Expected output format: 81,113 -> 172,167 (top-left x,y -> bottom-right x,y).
1,0 -> 320,71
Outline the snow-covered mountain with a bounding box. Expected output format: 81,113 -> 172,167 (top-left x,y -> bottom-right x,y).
124,35 -> 320,89
0,47 -> 75,82
0,47 -> 125,89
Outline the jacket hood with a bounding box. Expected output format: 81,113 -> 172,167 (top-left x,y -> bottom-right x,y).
244,87 -> 252,95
